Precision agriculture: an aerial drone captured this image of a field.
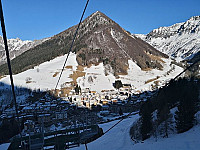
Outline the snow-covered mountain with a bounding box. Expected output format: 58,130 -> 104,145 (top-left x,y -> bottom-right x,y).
0,11 -> 184,94
0,36 -> 49,65
136,16 -> 200,61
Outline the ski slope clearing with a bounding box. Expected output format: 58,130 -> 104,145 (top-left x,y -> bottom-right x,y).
119,58 -> 183,92
73,114 -> 139,150
72,114 -> 200,150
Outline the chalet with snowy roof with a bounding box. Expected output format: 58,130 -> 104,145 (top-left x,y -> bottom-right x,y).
3,108 -> 16,117
55,110 -> 68,120
24,120 -> 35,131
22,106 -> 34,113
38,114 -> 51,123
100,105 -> 110,115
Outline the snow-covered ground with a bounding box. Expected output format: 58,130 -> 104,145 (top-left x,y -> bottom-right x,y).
0,53 -> 183,93
0,53 -> 78,91
132,125 -> 200,150
0,143 -> 10,150
72,114 -> 200,150
77,63 -> 116,92
73,114 -> 139,150
119,58 -> 183,92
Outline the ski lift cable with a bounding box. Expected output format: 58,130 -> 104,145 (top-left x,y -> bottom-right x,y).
55,0 -> 90,90
0,0 -> 22,138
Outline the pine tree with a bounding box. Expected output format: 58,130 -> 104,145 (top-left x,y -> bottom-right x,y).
114,80 -> 123,90
175,79 -> 198,133
157,90 -> 170,138
140,100 -> 153,140
163,105 -> 170,138
119,107 -> 123,116
74,84 -> 80,95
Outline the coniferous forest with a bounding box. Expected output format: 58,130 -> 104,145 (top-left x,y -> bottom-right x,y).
130,77 -> 200,141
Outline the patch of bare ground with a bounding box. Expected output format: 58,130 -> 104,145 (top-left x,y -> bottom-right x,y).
145,76 -> 160,84
0,75 -> 5,80
26,81 -> 32,84
65,66 -> 73,69
150,80 -> 161,90
53,72 -> 59,77
142,68 -> 152,71
52,89 -> 61,97
77,65 -> 84,71
69,65 -> 86,85
60,87 -> 73,97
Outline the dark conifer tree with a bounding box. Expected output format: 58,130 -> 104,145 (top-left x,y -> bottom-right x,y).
119,107 -> 123,116
157,89 -> 170,138
114,80 -> 123,90
140,100 -> 153,140
74,84 -> 80,95
175,79 -> 199,133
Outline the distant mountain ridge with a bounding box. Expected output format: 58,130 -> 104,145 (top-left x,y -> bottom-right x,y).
0,36 -> 48,65
136,16 -> 200,61
0,11 -> 167,76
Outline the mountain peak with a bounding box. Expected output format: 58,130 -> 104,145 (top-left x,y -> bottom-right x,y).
84,11 -> 114,27
93,11 -> 103,15
189,16 -> 200,21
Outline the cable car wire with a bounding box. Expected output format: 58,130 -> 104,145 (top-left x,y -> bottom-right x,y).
55,0 -> 90,90
0,0 -> 22,138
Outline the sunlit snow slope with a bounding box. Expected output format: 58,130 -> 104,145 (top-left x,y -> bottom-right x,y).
0,53 -> 183,93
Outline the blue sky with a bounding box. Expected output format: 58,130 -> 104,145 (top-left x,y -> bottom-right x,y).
1,0 -> 200,40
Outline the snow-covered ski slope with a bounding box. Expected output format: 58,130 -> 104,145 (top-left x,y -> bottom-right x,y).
73,114 -> 200,150
73,114 -> 139,150
0,53 -> 78,91
0,143 -> 10,150
0,53 -> 183,93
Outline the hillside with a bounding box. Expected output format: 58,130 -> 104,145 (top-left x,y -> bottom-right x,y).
0,52 -> 183,93
136,16 -> 200,61
0,11 -> 168,76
